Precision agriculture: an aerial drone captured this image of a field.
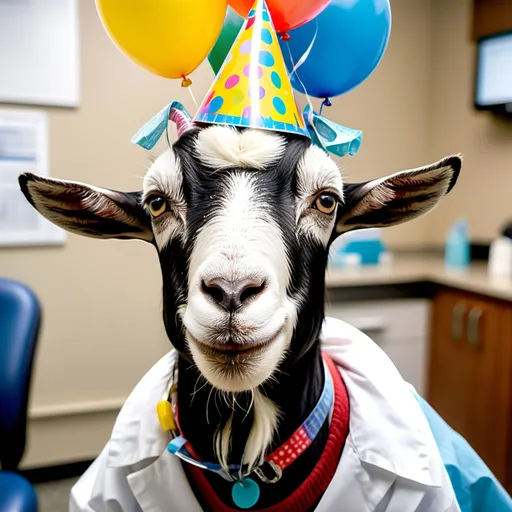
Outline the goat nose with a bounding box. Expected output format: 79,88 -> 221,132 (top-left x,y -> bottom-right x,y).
201,278 -> 265,312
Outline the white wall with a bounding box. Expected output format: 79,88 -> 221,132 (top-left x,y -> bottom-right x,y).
427,0 -> 512,244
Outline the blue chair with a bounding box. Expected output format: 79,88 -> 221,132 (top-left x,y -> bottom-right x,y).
0,278 -> 41,512
0,473 -> 38,512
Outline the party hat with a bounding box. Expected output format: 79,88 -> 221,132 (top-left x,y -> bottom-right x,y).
194,0 -> 309,138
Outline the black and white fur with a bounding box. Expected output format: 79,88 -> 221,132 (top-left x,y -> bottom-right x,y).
19,126 -> 461,510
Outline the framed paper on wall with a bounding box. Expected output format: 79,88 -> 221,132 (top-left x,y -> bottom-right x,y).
0,109 -> 66,246
0,0 -> 80,107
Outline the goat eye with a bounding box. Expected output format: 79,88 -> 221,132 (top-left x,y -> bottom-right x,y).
314,193 -> 337,215
148,196 -> 168,218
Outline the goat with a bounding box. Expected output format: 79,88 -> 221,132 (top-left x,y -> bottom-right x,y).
19,126 -> 461,511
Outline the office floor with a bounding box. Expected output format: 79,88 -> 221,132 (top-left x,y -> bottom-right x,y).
36,478 -> 77,512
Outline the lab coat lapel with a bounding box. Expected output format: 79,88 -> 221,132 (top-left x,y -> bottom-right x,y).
315,438 -> 397,511
384,485 -> 431,512
108,351 -> 177,469
127,450 -> 203,512
318,318 -> 446,510
316,435 -> 433,512
321,318 -> 441,486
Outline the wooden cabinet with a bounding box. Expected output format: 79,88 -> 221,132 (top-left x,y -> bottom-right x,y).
472,0 -> 512,41
428,288 -> 512,491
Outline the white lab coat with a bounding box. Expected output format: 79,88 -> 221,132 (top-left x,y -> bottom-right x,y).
70,318 -> 461,512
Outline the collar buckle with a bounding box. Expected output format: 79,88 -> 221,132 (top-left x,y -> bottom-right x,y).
254,460 -> 282,484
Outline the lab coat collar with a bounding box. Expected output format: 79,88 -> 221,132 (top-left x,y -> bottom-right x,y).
320,318 -> 444,489
106,318 -> 444,506
107,350 -> 177,468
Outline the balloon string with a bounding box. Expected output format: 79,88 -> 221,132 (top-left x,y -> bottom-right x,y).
284,25 -> 325,152
187,85 -> 198,110
319,97 -> 332,116
181,75 -> 198,109
289,19 -> 318,77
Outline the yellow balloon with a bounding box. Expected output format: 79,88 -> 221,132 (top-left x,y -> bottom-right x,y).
95,0 -> 228,79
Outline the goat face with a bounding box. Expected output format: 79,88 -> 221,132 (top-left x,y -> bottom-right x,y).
153,128 -> 340,392
19,126 -> 461,393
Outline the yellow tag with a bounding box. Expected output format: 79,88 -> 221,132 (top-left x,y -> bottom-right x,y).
157,400 -> 175,431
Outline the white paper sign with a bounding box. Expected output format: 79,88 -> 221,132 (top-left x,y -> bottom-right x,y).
0,109 -> 66,246
0,0 -> 80,107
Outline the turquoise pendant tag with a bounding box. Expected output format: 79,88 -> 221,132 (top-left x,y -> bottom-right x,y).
232,478 -> 260,509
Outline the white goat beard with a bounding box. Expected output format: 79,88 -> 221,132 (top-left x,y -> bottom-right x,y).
212,390 -> 280,474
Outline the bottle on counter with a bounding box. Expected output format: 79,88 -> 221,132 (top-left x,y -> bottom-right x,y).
488,222 -> 512,278
445,218 -> 470,271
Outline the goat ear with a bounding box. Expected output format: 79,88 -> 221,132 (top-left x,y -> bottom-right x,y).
335,155 -> 462,234
18,173 -> 154,242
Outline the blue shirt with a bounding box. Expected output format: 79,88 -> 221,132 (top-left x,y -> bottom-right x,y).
414,392 -> 512,511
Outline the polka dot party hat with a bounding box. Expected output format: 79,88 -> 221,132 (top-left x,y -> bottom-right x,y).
194,0 -> 309,138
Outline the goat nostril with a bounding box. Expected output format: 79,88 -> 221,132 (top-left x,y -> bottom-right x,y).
239,281 -> 265,305
201,280 -> 226,306
201,278 -> 266,312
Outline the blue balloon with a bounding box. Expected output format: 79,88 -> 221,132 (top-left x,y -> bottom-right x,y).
280,0 -> 391,99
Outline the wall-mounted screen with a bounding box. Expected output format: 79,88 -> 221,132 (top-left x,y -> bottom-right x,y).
475,31 -> 512,115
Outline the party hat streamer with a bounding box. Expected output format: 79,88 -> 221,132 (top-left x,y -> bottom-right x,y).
304,106 -> 363,157
195,0 -> 309,138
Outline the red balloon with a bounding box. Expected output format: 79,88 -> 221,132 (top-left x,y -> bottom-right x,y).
228,0 -> 331,34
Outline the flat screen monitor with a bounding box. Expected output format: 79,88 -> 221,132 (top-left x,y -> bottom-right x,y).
475,31 -> 512,115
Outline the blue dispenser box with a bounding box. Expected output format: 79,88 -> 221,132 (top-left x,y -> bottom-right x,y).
329,228 -> 388,268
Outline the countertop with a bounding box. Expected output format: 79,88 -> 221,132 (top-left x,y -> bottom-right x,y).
325,254 -> 512,302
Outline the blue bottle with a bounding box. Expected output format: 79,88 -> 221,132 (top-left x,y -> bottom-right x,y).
445,219 -> 470,271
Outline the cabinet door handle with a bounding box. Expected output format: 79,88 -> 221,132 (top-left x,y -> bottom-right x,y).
468,307 -> 483,349
451,303 -> 465,341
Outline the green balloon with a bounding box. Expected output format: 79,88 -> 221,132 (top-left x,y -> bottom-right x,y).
208,7 -> 244,75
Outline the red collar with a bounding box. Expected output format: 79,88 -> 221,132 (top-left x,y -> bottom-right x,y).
186,354 -> 350,511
